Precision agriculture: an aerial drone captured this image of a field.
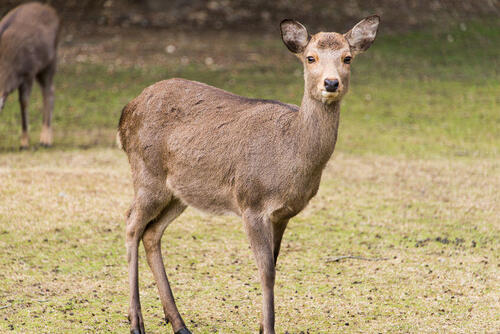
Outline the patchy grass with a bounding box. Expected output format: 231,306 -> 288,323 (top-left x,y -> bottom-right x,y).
0,20 -> 499,333
0,149 -> 498,333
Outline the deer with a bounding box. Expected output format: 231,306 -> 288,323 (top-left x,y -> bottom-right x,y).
118,15 -> 379,334
0,2 -> 59,149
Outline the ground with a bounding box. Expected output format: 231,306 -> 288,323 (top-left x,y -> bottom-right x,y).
0,20 -> 499,333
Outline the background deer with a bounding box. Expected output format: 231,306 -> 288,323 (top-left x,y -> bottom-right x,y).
118,15 -> 379,334
0,2 -> 59,148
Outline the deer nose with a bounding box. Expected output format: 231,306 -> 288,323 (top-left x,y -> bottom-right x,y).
324,79 -> 339,92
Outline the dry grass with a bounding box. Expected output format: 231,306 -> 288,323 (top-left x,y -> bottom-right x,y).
0,148 -> 498,333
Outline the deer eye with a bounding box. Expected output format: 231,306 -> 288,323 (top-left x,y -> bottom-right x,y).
343,56 -> 352,64
306,56 -> 315,63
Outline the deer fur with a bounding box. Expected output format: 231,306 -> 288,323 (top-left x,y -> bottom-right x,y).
0,2 -> 59,148
118,15 -> 379,334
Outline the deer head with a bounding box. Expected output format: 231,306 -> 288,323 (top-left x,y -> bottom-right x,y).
281,15 -> 380,104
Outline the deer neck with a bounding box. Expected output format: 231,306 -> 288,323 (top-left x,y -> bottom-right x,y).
294,90 -> 341,170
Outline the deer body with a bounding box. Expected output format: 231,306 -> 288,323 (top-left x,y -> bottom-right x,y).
0,2 -> 59,148
120,79 -> 339,219
119,16 -> 379,334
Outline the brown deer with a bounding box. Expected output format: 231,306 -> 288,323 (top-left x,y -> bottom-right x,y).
0,2 -> 59,148
118,15 -> 379,334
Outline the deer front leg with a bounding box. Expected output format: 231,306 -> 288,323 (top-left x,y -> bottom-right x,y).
37,62 -> 56,147
39,82 -> 54,147
18,80 -> 33,149
243,210 -> 276,334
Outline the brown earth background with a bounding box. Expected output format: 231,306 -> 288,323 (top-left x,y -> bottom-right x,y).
2,0 -> 499,34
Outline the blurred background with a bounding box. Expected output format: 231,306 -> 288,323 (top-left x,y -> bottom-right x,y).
0,0 -> 499,155
0,1 -> 499,333
2,0 -> 500,32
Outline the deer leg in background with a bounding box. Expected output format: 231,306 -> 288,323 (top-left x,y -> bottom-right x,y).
36,61 -> 56,147
18,79 -> 33,149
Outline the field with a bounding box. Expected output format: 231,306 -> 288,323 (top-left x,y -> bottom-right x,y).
0,20 -> 499,333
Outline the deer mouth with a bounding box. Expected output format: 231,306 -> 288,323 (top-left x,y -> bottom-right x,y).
0,97 -> 4,112
321,90 -> 340,103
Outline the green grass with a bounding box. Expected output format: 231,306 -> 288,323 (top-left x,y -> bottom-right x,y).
0,20 -> 499,333
0,20 -> 498,157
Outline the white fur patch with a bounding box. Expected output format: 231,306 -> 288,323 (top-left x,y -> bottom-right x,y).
321,90 -> 339,104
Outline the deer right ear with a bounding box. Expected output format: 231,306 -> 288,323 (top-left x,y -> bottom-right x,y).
280,19 -> 310,54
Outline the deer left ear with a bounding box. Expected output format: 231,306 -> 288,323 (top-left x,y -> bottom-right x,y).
344,15 -> 380,56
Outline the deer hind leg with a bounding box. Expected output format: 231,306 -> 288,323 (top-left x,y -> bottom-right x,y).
36,61 -> 56,147
243,210 -> 276,334
126,175 -> 170,334
142,198 -> 193,334
18,79 -> 33,149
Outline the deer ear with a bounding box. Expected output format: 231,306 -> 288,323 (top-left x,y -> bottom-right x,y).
280,19 -> 310,54
344,15 -> 380,56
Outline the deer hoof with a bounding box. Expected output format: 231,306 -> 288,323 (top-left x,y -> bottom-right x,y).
40,126 -> 53,147
130,327 -> 145,334
175,327 -> 192,334
128,309 -> 145,334
20,133 -> 29,150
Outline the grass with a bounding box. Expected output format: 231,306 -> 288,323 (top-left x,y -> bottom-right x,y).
0,20 -> 498,157
1,150 -> 498,333
0,20 -> 499,333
